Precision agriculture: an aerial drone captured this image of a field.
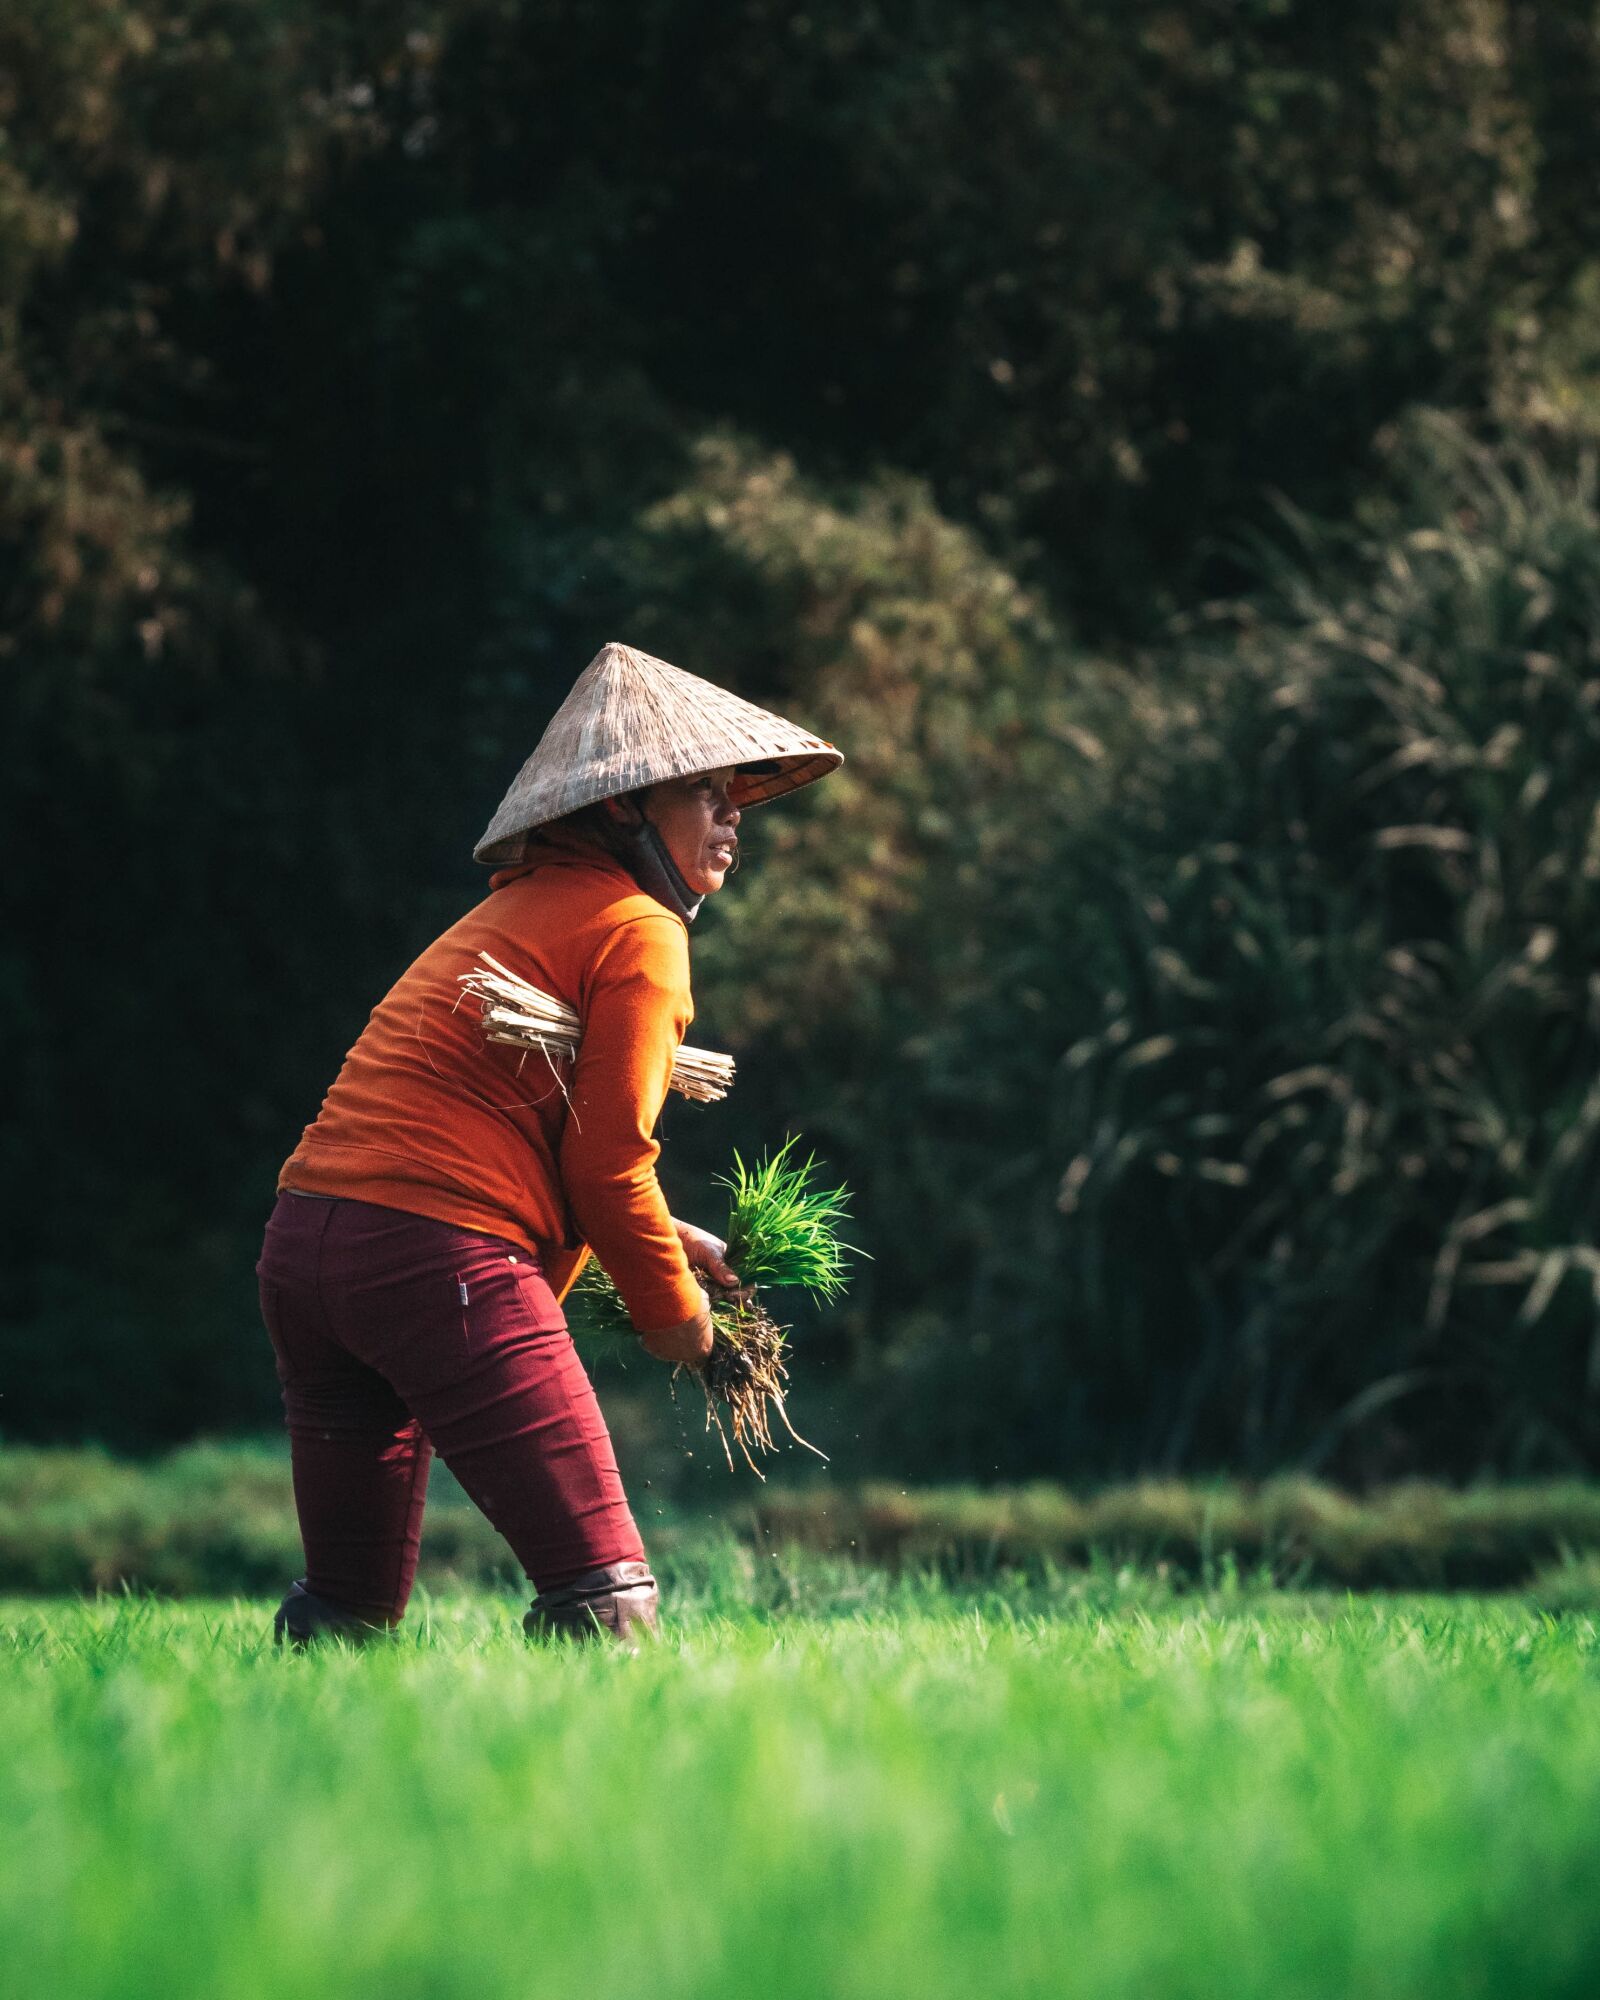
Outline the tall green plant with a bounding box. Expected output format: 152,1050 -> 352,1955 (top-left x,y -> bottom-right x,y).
1025,419 -> 1600,1475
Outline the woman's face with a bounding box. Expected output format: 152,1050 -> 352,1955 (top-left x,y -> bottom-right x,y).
638,767 -> 742,895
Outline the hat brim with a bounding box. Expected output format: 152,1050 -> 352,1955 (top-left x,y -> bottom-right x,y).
727,751 -> 840,807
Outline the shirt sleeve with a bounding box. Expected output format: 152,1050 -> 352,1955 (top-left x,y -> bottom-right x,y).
559,913 -> 705,1332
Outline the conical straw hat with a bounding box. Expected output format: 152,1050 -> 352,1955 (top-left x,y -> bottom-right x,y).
474,641 -> 843,866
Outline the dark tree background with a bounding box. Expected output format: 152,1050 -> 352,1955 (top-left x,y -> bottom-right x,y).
4,0 -> 1600,1474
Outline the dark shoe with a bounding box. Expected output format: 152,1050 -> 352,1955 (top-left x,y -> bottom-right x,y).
524,1560 -> 660,1646
273,1580 -> 392,1649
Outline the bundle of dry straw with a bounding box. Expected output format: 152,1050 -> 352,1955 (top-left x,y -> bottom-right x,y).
457,953 -> 736,1102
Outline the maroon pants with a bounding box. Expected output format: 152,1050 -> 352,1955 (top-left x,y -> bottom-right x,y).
257,1190 -> 644,1621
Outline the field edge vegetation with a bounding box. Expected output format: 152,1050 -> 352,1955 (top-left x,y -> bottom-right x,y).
8,1442 -> 1600,1603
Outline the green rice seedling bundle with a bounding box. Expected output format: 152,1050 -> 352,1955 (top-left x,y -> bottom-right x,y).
570,1139 -> 858,1473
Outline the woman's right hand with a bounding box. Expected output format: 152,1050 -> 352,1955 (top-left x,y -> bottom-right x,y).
639,1295 -> 714,1366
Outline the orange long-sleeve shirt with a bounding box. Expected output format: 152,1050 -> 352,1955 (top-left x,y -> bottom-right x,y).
279,830 -> 705,1331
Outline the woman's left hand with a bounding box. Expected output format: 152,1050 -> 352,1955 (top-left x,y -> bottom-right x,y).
672,1218 -> 751,1303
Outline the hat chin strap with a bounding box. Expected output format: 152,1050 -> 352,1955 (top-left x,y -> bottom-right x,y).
609,804 -> 704,924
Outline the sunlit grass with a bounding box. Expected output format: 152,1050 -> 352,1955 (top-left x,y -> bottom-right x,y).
718,1136 -> 859,1303
4,1581 -> 1600,1999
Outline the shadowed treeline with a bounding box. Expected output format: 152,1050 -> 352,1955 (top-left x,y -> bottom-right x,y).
4,3 -> 1600,1475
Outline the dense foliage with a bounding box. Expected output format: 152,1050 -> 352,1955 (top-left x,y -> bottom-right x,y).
686,423 -> 1600,1477
4,2 -> 1599,1470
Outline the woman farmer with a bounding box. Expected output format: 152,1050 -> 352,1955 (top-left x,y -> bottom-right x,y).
258,642 -> 841,1644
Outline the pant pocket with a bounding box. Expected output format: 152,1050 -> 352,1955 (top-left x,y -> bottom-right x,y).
503,1255 -> 568,1334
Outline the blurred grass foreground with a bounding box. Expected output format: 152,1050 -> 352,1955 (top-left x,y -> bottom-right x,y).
5,1593 -> 1600,2000
10,1442 -> 1600,1605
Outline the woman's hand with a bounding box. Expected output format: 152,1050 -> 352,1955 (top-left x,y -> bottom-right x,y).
638,1220 -> 751,1366
639,1294 -> 714,1366
671,1218 -> 751,1303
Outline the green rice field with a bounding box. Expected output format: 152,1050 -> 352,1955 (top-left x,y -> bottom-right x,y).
5,1558 -> 1600,2000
